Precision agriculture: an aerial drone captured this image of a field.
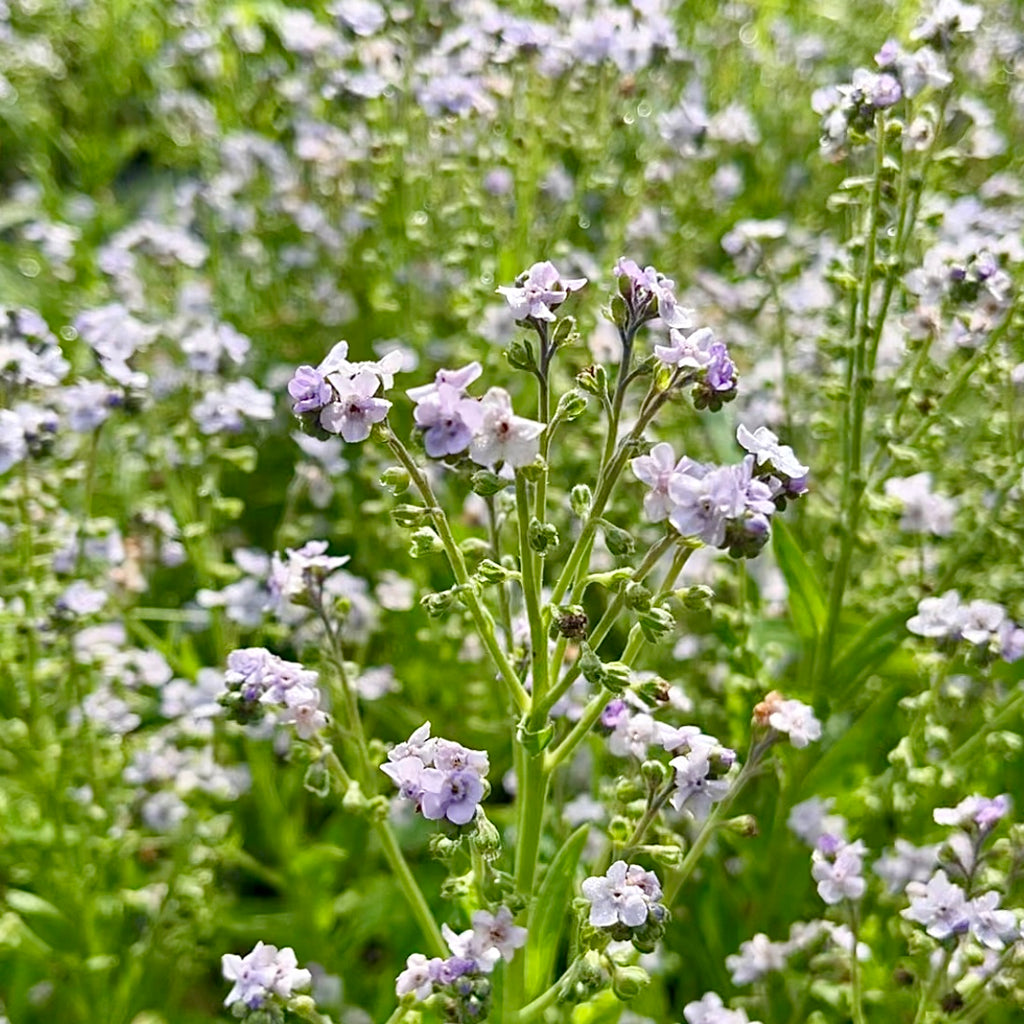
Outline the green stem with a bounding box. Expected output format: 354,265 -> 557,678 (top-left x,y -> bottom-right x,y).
849,905 -> 868,1024
385,429 -> 529,712
514,961 -> 577,1024
516,472 -> 549,709
817,112 -> 886,698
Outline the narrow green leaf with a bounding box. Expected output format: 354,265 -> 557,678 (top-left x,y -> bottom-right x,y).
525,824 -> 589,998
772,520 -> 826,641
832,606 -> 914,701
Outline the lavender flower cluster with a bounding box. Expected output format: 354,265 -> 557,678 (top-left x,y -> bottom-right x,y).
396,907 -> 526,1018
631,426 -> 807,558
219,647 -> 327,739
907,591 -> 1024,662
381,723 -> 489,826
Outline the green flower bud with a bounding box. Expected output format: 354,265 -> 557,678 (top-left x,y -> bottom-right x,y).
409,527 -> 444,558
441,872 -> 474,899
602,660 -> 632,695
608,293 -> 630,328
471,812 -> 503,861
638,605 -> 675,642
303,759 -> 331,798
551,315 -> 579,350
579,642 -> 605,685
528,518 -> 559,554
635,676 -> 671,705
676,584 -> 714,610
428,834 -> 461,861
615,777 -> 645,802
379,466 -> 411,495
342,781 -> 369,814
421,589 -> 458,617
640,759 -> 671,786
470,469 -> 508,496
507,337 -> 537,372
555,389 -> 588,422
607,816 -> 632,842
459,537 -> 492,557
624,582 -> 651,610
602,521 -> 636,557
391,503 -> 432,528
570,484 -> 593,516
611,964 -> 650,1001
577,364 -> 608,397
517,457 -> 547,482
476,559 -> 512,585
648,844 -> 684,869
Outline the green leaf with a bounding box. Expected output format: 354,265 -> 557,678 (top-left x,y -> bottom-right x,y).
772,520 -> 826,642
525,824 -> 589,998
832,606 -> 914,701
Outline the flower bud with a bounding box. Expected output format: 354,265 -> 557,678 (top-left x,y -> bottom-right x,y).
528,518 -> 559,554
379,466 -> 410,495
342,781 -> 369,814
476,559 -> 512,585
570,484 -> 592,516
640,759 -> 671,786
555,389 -> 588,422
602,660 -> 632,695
551,315 -> 579,350
421,589 -> 458,617
506,337 -> 537,373
723,814 -> 760,837
638,606 -> 675,642
303,759 -> 331,798
470,812 -> 503,861
676,584 -> 714,611
428,834 -> 461,861
289,996 -> 318,1016
615,777 -> 645,802
607,816 -> 632,842
470,469 -> 508,496
459,537 -> 492,558
441,873 -> 473,899
553,606 -> 588,640
579,643 -> 605,685
409,527 -> 443,558
648,844 -> 684,869
611,964 -> 650,1001
635,676 -> 671,705
576,364 -> 608,397
391,504 -> 432,528
602,521 -> 636,557
607,293 -> 630,330
624,582 -> 651,610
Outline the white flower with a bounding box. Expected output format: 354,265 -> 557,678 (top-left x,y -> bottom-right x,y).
767,699 -> 822,748
469,387 -> 543,469
907,591 -> 963,639
222,941 -> 311,1010
395,952 -> 439,1001
581,860 -> 662,928
736,424 -> 808,480
319,369 -> 392,442
725,933 -> 789,985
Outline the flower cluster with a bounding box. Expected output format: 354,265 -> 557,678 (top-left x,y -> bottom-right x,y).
907,591 -> 1024,662
631,425 -> 807,558
653,325 -> 738,410
496,260 -> 587,323
288,339 -> 403,442
581,860 -> 666,948
381,722 -> 489,826
684,992 -> 763,1024
222,941 -> 312,1013
396,907 -> 526,1017
902,870 -> 1018,948
613,257 -> 694,330
409,366 -> 544,469
219,648 -> 327,739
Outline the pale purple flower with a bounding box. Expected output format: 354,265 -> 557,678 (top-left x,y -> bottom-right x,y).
934,794 -> 1011,833
874,840 -> 940,894
581,860 -> 662,928
331,0 -> 385,35
811,838 -> 867,904
768,699 -> 822,748
669,749 -> 732,820
668,462 -> 742,547
405,362 -> 482,403
420,767 -> 484,825
412,382 -> 485,457
192,379 -> 274,435
278,685 -> 328,739
319,369 -> 391,442
61,380 -> 120,432
788,796 -> 847,847
959,600 -> 1006,646
685,992 -> 759,1024
56,581 -> 108,616
613,257 -> 693,329
497,261 -> 587,322
469,387 -> 543,468
902,870 -> 971,939
470,907 -> 527,962
726,933 -> 789,985
907,591 -> 963,639
737,425 -> 809,481
395,952 -> 441,1001
968,892 -> 1019,950
181,322 -> 250,372
440,925 -> 501,974
269,540 -> 350,604
380,755 -> 427,802
884,473 -> 956,536
222,942 -> 311,1010
654,326 -> 717,369
0,410 -> 28,473
288,365 -> 333,414
630,442 -> 689,522
432,739 -> 489,777
388,721 -> 435,763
